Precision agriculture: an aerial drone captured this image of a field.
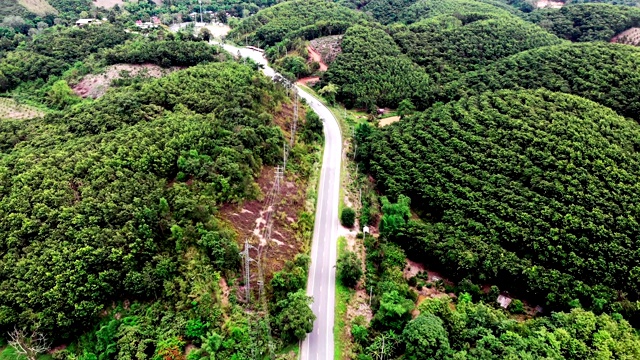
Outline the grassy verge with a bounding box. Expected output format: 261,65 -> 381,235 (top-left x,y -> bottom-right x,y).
335,236 -> 352,360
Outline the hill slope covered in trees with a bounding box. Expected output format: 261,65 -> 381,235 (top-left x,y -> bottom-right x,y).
0,60 -> 300,346
439,42 -> 640,119
227,0 -> 368,47
357,89 -> 640,322
527,4 -> 640,42
322,24 -> 432,109
391,15 -> 564,80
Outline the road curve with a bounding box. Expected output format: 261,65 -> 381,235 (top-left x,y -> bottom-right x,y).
218,43 -> 342,360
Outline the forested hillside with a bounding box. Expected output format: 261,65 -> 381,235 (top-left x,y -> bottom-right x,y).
322,24 -> 432,109
397,0 -> 518,24
227,0 -> 367,47
439,42 -> 640,119
357,89 -> 640,322
0,56 -> 323,359
390,15 -> 563,80
527,4 -> 640,42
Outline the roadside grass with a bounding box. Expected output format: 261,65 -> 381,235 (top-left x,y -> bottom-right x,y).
335,236 -> 353,360
279,342 -> 300,357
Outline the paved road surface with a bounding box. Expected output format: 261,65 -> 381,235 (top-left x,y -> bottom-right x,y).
218,43 -> 342,360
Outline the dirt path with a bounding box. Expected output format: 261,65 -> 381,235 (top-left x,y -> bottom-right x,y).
307,46 -> 328,71
296,76 -> 320,86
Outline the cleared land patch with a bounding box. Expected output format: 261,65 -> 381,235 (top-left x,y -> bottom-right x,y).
18,0 -> 57,15
72,64 -> 180,98
0,98 -> 44,120
379,115 -> 400,127
612,27 -> 640,45
92,0 -> 123,9
309,35 -> 343,65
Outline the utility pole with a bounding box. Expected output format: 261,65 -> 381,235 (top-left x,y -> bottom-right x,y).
283,142 -> 288,171
241,238 -> 256,303
290,91 -> 298,146
199,0 -> 203,24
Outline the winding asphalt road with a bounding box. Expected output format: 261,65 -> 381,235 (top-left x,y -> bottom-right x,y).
218,43 -> 342,360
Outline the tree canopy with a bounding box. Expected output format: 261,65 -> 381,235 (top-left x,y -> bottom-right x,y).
439,42 -> 640,119
0,62 -> 290,339
397,0 -> 518,24
391,14 -> 563,81
227,0 -> 367,47
322,23 -> 432,109
358,89 -> 640,321
527,4 -> 640,42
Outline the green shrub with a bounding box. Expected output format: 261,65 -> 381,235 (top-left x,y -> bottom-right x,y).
341,207 -> 356,228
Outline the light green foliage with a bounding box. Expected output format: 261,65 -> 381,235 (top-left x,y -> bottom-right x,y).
323,24 -> 431,109
372,290 -> 414,332
361,89 -> 640,320
46,79 -> 79,109
527,4 -> 640,42
402,313 -> 451,360
228,0 -> 367,47
337,250 -> 363,288
340,207 -> 356,228
379,195 -> 410,238
399,297 -> 640,359
440,42 -> 640,119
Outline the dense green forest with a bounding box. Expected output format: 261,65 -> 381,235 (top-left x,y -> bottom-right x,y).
322,24 -> 432,109
527,4 -> 640,42
397,0 -> 519,24
439,42 -> 640,119
227,0 -> 367,47
0,57 -> 322,358
390,15 -> 563,81
356,89 -> 640,324
343,229 -> 640,359
0,24 -> 131,92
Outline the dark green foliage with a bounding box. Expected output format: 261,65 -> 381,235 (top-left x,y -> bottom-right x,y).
441,42 -> 640,119
337,250 -> 363,288
391,15 -> 563,80
360,89 -> 640,318
509,299 -> 525,314
0,62 -> 289,339
29,24 -> 131,63
340,207 -> 356,228
322,24 -> 431,109
273,289 -> 316,343
270,253 -> 310,302
103,40 -> 227,67
361,0 -> 419,24
228,0 -> 367,47
527,4 -> 640,42
301,109 -> 323,143
397,0 -> 518,24
402,313 -> 451,360
0,50 -> 66,91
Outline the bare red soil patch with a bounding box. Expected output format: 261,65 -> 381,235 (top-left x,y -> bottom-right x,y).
612,27 -> 640,46
306,46 -> 328,71
72,64 -> 181,99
